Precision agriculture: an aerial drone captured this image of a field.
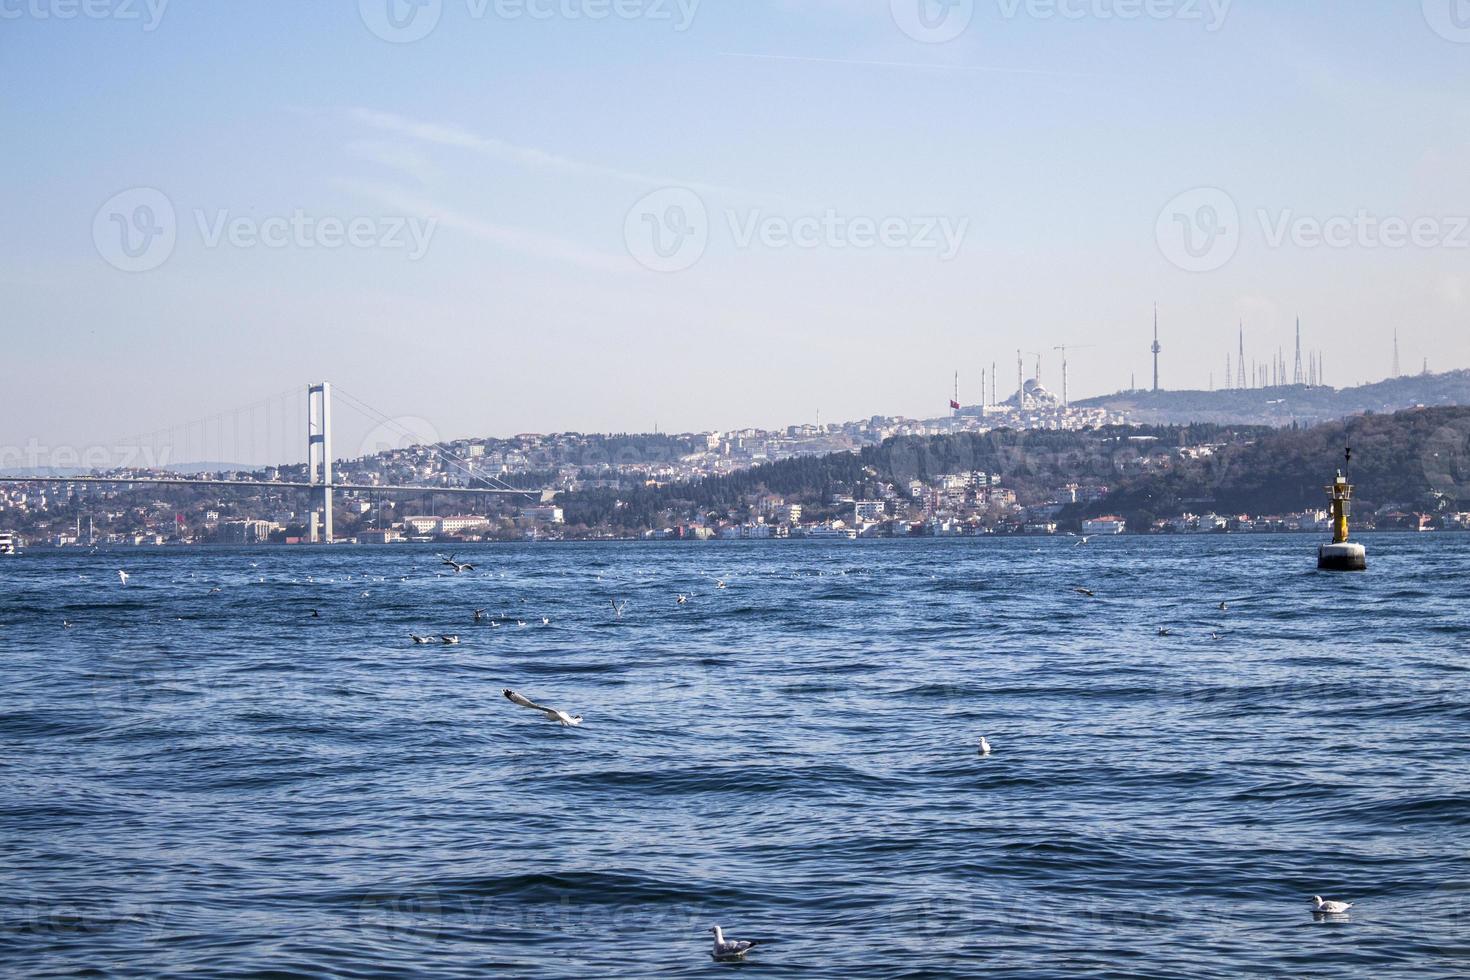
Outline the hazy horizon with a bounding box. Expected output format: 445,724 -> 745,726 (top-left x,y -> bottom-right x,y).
6,2 -> 1470,462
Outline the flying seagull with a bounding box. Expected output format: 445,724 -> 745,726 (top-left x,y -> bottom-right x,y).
474,609 -> 486,623
1074,536 -> 1092,547
611,599 -> 628,619
117,570 -> 130,587
1312,895 -> 1353,915
708,925 -> 757,961
978,737 -> 992,757
502,689 -> 582,726
439,554 -> 475,574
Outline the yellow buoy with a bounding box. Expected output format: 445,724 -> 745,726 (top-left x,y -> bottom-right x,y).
1318,448 -> 1367,572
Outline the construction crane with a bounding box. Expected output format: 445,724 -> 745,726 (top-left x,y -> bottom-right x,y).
1054,344 -> 1097,410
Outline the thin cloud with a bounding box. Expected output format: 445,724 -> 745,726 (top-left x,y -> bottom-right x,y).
722,51 -> 1104,79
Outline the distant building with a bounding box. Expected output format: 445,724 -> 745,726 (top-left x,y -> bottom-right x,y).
217,520 -> 278,544
357,528 -> 402,545
517,506 -> 565,524
1083,516 -> 1128,535
437,515 -> 491,535
0,531 -> 16,555
854,500 -> 886,523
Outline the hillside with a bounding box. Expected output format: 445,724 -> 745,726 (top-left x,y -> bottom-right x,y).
558,408 -> 1470,531
1075,369 -> 1470,427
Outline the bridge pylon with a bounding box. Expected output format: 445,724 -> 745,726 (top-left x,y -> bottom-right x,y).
307,382 -> 334,544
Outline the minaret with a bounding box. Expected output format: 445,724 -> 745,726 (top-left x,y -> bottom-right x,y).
1151,303 -> 1162,392
1294,318 -> 1304,385
1393,330 -> 1401,378
1017,350 -> 1025,408
1236,323 -> 1247,390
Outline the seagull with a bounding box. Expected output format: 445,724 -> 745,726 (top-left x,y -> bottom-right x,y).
1158,627 -> 1173,637
1219,601 -> 1230,612
62,620 -> 75,629
441,635 -> 461,645
1074,536 -> 1092,547
978,737 -> 992,757
474,609 -> 485,623
439,554 -> 475,574
541,617 -> 551,626
502,689 -> 582,726
1312,895 -> 1353,915
1073,587 -> 1096,598
611,599 -> 627,620
117,570 -> 130,587
677,594 -> 689,605
411,634 -> 434,645
310,610 -> 320,619
708,925 -> 757,961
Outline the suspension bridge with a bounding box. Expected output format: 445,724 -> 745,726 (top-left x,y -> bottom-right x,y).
0,382 -> 543,545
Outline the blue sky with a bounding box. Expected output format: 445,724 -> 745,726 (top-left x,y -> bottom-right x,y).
4,1 -> 1470,463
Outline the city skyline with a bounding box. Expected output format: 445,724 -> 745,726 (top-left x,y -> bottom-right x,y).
5,4 -> 1470,452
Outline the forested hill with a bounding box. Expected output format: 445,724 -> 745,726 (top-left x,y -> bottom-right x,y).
1075,369 -> 1470,427
557,408 -> 1470,530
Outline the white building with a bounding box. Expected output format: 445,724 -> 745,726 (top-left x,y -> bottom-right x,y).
518,506 -> 565,524
0,531 -> 17,555
854,500 -> 886,523
1083,516 -> 1127,535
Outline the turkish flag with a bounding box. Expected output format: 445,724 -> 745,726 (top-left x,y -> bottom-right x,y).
950,400 -> 962,411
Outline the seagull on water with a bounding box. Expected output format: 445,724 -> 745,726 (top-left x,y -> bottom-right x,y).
117,570 -> 130,587
411,634 -> 434,645
1158,627 -> 1173,637
474,609 -> 486,623
441,635 -> 461,645
1312,895 -> 1353,915
1073,587 -> 1096,598
677,594 -> 689,605
503,689 -> 582,726
1219,601 -> 1230,612
708,925 -> 757,961
978,737 -> 992,757
541,617 -> 551,626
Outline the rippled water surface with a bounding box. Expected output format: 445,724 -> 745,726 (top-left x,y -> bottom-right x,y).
2,536 -> 1468,978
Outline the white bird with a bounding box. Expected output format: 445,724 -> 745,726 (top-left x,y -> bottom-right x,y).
978,737 -> 992,757
541,617 -> 551,626
611,599 -> 628,619
677,594 -> 689,605
439,554 -> 475,574
411,635 -> 434,645
1074,536 -> 1092,547
1312,895 -> 1353,915
503,689 -> 582,726
708,925 -> 757,961
117,570 -> 130,586
441,635 -> 461,645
